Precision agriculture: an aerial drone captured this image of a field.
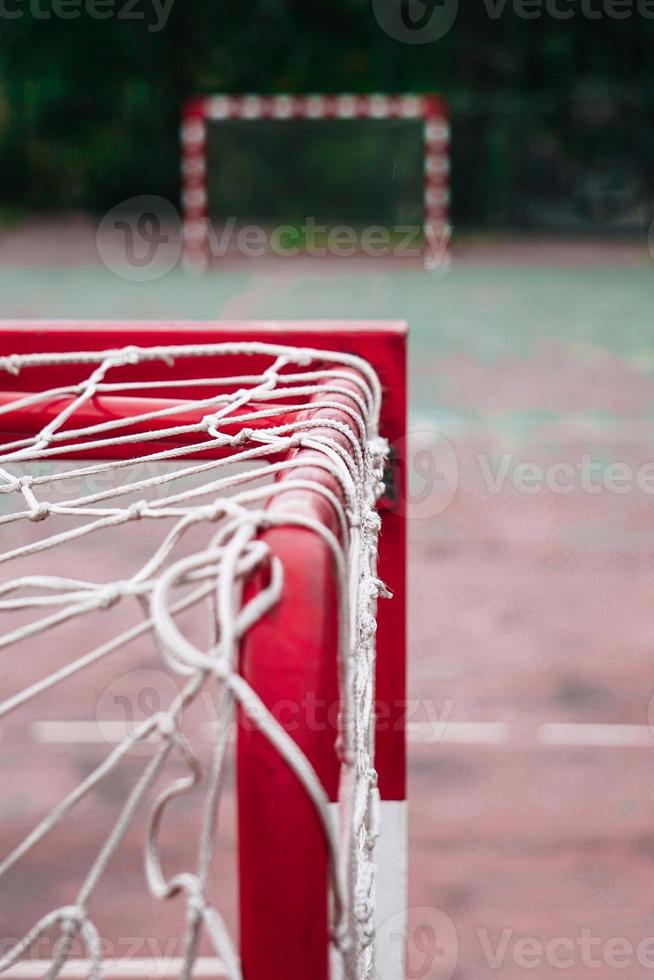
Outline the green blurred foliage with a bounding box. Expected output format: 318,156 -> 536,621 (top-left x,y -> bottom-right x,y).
0,0 -> 653,226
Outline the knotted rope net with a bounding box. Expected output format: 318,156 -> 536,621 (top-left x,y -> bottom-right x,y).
0,342 -> 390,980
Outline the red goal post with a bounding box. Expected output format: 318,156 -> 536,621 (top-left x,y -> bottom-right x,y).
181,93 -> 450,269
0,321 -> 407,980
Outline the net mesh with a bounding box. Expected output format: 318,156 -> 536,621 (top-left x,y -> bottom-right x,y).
0,342 -> 390,980
206,118 -> 425,228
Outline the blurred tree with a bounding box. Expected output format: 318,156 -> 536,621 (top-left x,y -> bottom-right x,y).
0,0 -> 652,228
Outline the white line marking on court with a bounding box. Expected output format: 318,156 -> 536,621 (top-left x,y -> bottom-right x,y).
27,721 -> 654,749
31,721 -> 150,744
538,723 -> 654,747
407,722 -> 510,744
0,959 -> 226,979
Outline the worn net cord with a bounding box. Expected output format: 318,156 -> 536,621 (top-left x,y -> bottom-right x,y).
0,343 -> 390,980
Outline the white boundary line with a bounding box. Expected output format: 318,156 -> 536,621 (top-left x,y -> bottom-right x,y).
0,960 -> 226,979
406,721 -> 509,745
30,721 -> 150,744
20,720 -> 654,749
537,723 -> 654,746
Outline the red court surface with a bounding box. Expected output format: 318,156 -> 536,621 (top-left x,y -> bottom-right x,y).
4,457 -> 654,979
0,239 -> 653,980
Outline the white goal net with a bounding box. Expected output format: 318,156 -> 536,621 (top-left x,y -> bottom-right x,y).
0,342 -> 390,980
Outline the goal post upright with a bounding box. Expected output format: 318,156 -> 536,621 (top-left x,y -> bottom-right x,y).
237,326 -> 408,980
180,93 -> 450,271
0,320 -> 408,980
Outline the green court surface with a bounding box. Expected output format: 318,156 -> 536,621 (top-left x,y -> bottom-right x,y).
1,241 -> 653,432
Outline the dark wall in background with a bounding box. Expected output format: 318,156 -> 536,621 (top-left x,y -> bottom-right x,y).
1,1 -> 653,230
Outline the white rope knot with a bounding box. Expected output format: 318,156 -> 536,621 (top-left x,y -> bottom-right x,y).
27,502 -> 50,522
127,500 -> 147,520
231,428 -> 254,446
200,501 -> 229,522
202,414 -> 220,432
156,712 -> 177,739
368,436 -> 390,465
356,906 -> 376,945
187,890 -> 207,917
364,510 -> 382,533
359,610 -> 377,640
60,906 -> 86,928
208,658 -> 230,681
75,377 -> 96,396
0,354 -> 22,376
15,474 -> 51,521
370,577 -> 392,600
369,438 -> 390,498
331,916 -> 353,953
111,345 -> 141,368
354,868 -> 374,912
97,584 -> 123,609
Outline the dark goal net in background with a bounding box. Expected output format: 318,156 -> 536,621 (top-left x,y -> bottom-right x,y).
181,95 -> 450,267
206,118 -> 425,230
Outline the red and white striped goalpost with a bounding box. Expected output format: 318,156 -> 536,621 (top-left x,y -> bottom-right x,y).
181,94 -> 450,270
0,320 -> 408,980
